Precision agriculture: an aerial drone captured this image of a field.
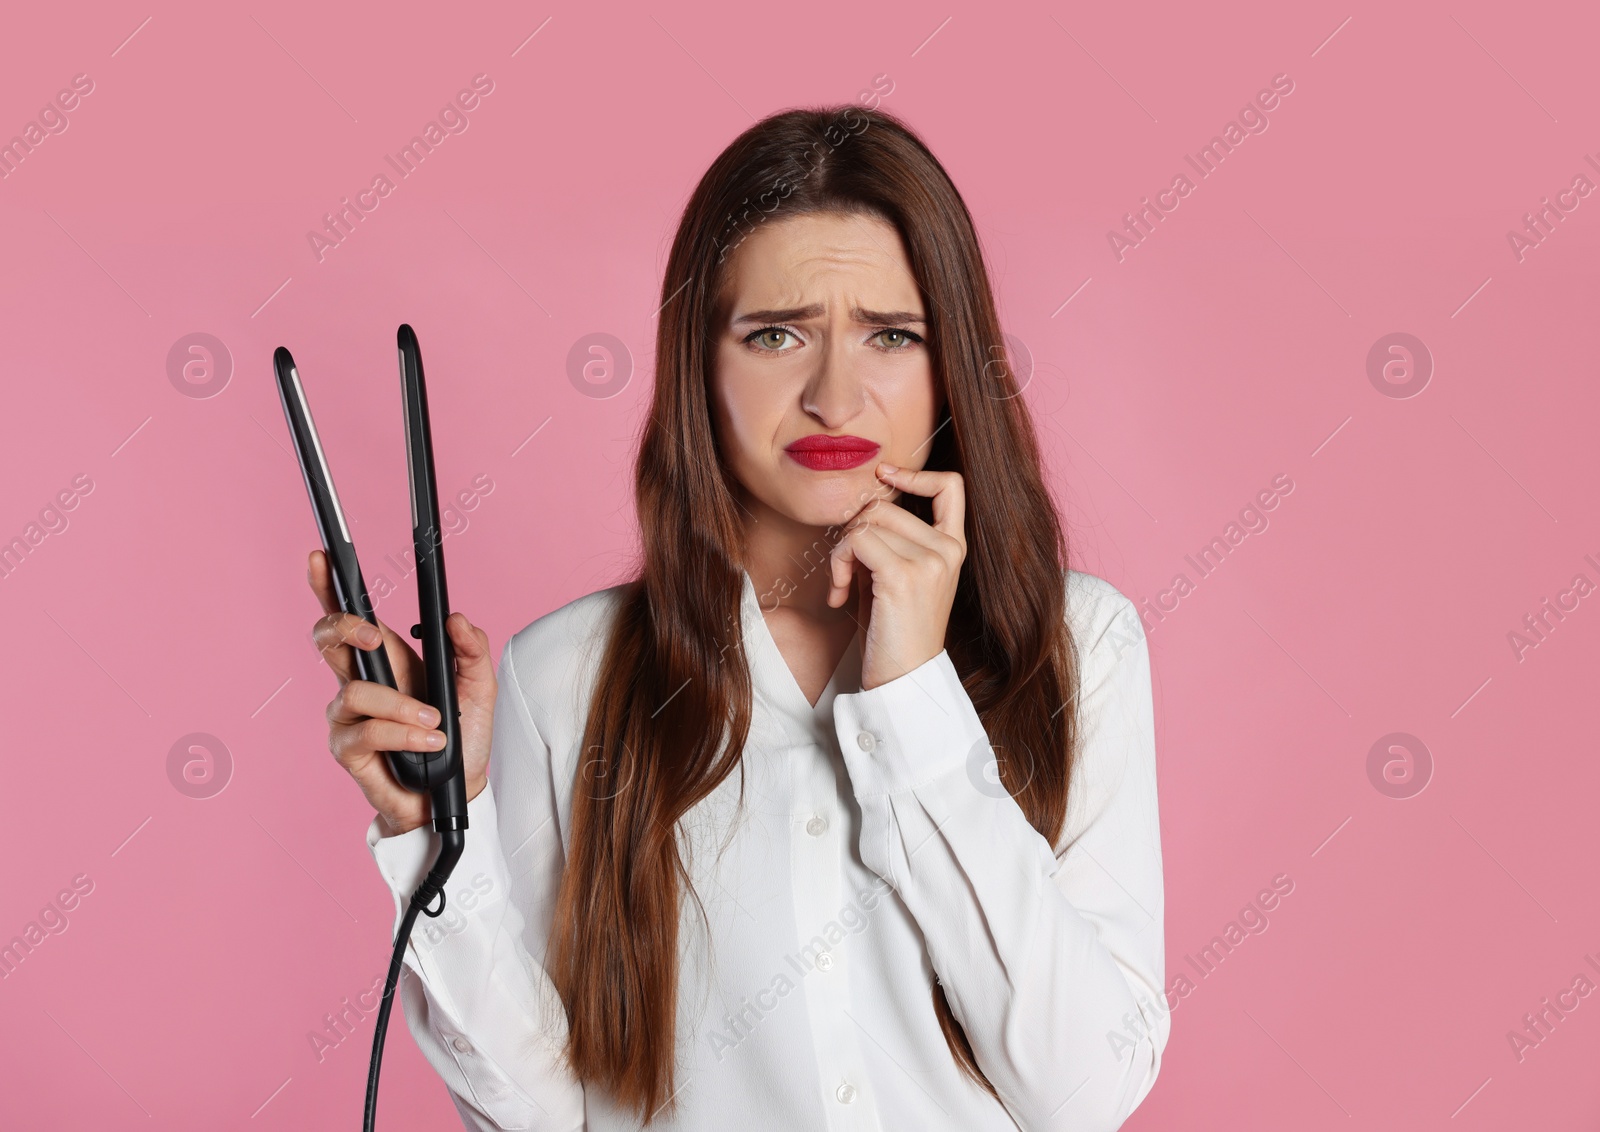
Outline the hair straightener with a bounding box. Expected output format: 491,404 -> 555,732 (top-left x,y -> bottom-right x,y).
273,325 -> 468,1132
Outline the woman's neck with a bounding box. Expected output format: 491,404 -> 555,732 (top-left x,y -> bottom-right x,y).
737,489 -> 860,626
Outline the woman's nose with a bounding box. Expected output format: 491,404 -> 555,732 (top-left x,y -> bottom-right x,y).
800,335 -> 865,426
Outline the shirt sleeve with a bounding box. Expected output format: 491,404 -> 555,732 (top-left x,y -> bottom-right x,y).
830,579 -> 1167,1131
366,644 -> 587,1132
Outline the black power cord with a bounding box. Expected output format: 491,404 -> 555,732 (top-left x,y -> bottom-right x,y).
364,827 -> 466,1132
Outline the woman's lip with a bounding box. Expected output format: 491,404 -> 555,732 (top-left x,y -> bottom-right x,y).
785,435 -> 879,453
784,436 -> 881,471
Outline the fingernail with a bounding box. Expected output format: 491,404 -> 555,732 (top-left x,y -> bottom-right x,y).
878,463 -> 898,476
424,731 -> 445,747
359,625 -> 382,646
419,706 -> 440,726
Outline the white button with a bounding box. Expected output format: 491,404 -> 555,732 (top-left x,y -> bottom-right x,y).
452,1037 -> 473,1054
836,1082 -> 856,1104
806,815 -> 827,836
856,731 -> 876,752
815,951 -> 834,971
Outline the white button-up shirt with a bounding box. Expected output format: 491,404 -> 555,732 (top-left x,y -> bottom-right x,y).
367,567 -> 1167,1131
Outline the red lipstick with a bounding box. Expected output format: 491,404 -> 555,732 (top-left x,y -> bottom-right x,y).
784,434 -> 881,471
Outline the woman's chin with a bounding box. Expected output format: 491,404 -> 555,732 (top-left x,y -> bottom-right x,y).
779,478 -> 876,527
738,464 -> 881,530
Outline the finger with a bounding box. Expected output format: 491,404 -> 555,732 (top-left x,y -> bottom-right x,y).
310,612 -> 356,684
309,550 -> 393,650
312,613 -> 387,658
446,613 -> 492,669
847,513 -> 924,560
447,614 -> 497,697
851,474 -> 899,512
307,551 -> 351,678
848,493 -> 961,561
875,464 -> 966,542
829,523 -> 903,607
311,611 -> 384,683
845,522 -> 905,571
328,678 -> 442,729
828,540 -> 856,609
331,715 -> 446,769
370,614 -> 427,696
308,551 -> 390,682
307,549 -> 340,616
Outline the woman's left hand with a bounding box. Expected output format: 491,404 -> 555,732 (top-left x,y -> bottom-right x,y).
828,463 -> 967,691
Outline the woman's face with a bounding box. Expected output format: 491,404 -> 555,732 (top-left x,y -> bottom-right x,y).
711,210 -> 943,530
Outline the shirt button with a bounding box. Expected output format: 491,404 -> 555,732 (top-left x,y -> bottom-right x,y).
805,815 -> 827,836
855,731 -> 876,752
836,1083 -> 857,1104
815,951 -> 834,971
451,1037 -> 473,1054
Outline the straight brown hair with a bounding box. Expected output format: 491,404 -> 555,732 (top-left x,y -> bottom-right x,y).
544,103 -> 1082,1122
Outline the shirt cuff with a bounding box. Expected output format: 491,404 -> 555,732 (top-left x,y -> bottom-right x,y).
832,648 -> 991,798
366,782 -> 505,927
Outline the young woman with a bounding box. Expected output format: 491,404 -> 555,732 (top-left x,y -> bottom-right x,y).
309,104 -> 1167,1131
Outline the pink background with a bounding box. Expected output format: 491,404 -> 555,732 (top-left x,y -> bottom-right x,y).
3,0 -> 1596,1127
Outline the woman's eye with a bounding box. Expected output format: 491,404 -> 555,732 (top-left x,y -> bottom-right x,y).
873,328 -> 924,350
743,326 -> 923,353
746,327 -> 800,352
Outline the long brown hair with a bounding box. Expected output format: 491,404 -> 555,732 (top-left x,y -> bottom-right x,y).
544,103 -> 1082,1121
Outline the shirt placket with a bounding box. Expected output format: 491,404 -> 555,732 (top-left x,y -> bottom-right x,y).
790,722 -> 883,1131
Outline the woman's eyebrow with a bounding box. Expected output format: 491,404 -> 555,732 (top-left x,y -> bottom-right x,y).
731,304 -> 926,327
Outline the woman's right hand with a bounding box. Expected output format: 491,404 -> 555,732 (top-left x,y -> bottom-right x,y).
307,549 -> 497,838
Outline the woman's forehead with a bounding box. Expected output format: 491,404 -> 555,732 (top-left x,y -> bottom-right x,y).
716,217 -> 920,320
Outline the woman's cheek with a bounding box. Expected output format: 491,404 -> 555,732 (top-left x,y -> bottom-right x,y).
721,374 -> 777,459
716,390 -> 768,479
872,375 -> 938,465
